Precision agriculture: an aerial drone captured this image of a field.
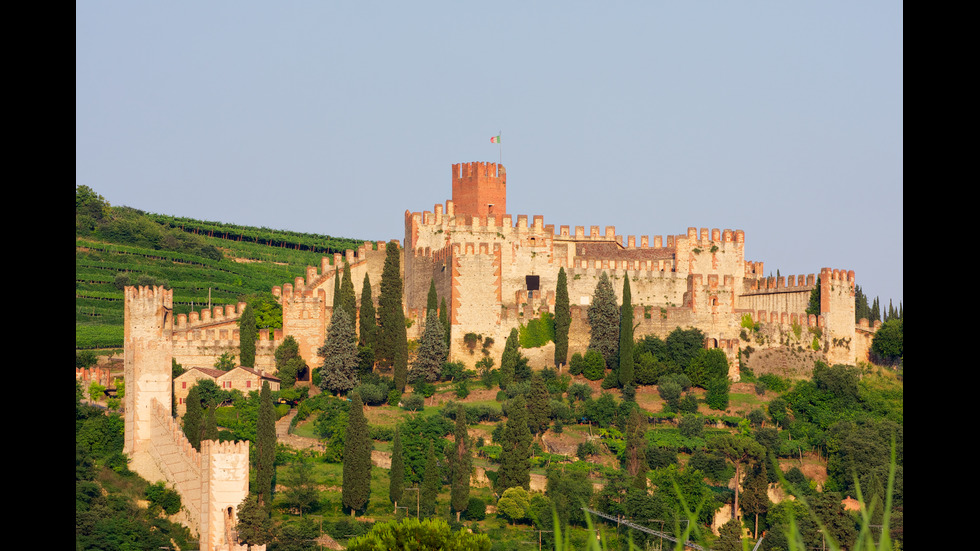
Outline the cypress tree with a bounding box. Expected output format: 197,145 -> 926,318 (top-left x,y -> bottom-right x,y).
554,267 -> 570,368
420,440 -> 440,516
239,303 -> 257,368
318,308 -> 360,395
496,394 -> 532,493
588,271 -> 619,368
202,399 -> 218,444
526,371 -> 551,436
618,277 -> 635,388
410,308 -> 447,384
427,279 -> 438,314
449,404 -> 471,521
339,261 -> 357,324
499,328 -> 520,390
182,385 -> 203,451
389,426 -> 405,508
378,242 -> 408,391
359,273 -> 376,349
343,392 -> 372,516
256,381 -> 277,510
439,296 -> 450,350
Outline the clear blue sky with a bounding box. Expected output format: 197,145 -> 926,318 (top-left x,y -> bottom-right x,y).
76,2 -> 903,308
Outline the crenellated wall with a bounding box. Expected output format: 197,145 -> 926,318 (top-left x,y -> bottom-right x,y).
399,162 -> 864,370
124,286 -> 264,551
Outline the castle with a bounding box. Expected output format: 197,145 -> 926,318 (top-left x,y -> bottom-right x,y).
157,161 -> 875,377
122,161 -> 878,548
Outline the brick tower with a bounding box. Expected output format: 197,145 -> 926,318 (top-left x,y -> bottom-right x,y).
451,161 -> 506,217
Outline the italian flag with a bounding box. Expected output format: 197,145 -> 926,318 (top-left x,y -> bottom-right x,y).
490,135 -> 501,143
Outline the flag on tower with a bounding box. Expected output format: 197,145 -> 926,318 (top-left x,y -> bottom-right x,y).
490,135 -> 501,144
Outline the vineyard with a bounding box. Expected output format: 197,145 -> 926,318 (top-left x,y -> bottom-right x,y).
75,194 -> 369,350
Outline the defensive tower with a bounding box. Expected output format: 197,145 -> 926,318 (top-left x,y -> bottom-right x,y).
451,161 -> 506,217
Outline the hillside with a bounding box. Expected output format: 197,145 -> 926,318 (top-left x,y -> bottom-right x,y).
75,185 -> 369,351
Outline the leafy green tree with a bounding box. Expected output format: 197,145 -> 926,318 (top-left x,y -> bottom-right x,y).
345,517 -> 491,551
420,440 -> 440,516
449,405 -> 472,521
318,309 -> 360,395
359,273 -> 377,349
619,276 -> 635,387
582,348 -> 606,381
214,351 -> 236,371
145,481 -> 182,515
687,348 -> 729,388
281,452 -> 319,516
182,385 -> 203,450
389,426 -> 405,507
343,392 -> 372,515
377,242 -> 408,391
708,433 -> 764,521
623,407 -> 648,486
740,456 -> 769,538
871,318 -> 903,365
239,303 -> 257,368
410,309 -> 447,384
496,394 -> 532,493
705,376 -> 731,410
716,518 -> 745,551
496,486 -> 531,525
587,271 -> 619,366
275,336 -> 307,387
554,267 -> 570,368
255,381 -> 277,510
236,495 -> 274,546
666,327 -> 706,373
545,465 -> 593,528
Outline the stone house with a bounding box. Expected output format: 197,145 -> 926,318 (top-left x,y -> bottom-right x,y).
175,365 -> 281,416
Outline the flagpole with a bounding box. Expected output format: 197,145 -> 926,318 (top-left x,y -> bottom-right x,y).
499,130 -> 502,165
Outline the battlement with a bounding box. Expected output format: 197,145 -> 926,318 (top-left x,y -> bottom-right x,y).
747,273 -> 818,293
175,302 -> 247,330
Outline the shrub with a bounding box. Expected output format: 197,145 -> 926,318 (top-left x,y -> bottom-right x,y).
464,497 -> 486,520
583,349 -> 606,381
145,481 -> 182,515
401,394 -> 424,412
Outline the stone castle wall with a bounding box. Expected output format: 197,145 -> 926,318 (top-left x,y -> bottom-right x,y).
124,286 -> 261,551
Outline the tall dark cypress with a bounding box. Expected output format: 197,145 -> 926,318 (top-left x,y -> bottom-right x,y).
389,426 -> 405,508
256,381 -> 277,510
554,267 -> 570,368
182,385 -> 203,451
239,303 -> 256,368
202,399 -> 218,444
439,296 -> 451,351
340,261 -> 357,324
450,404 -> 471,521
527,371 -> 551,436
618,276 -> 634,388
359,273 -> 376,349
495,394 -> 532,493
420,440 -> 440,516
343,392 -> 372,516
378,242 -> 408,391
427,278 -> 438,314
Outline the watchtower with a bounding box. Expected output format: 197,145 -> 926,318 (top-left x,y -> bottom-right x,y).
451,161 -> 506,217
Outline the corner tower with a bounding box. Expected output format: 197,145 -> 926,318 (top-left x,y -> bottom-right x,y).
451,161 -> 506,217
